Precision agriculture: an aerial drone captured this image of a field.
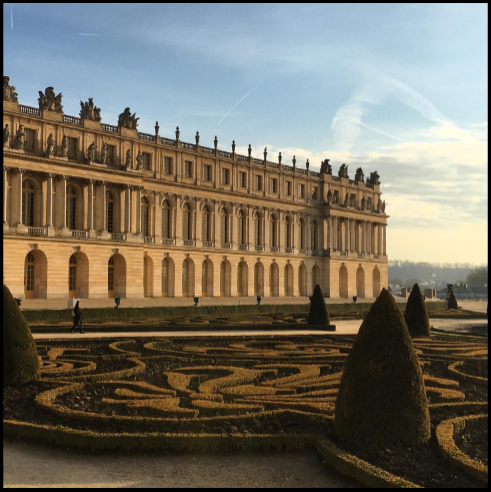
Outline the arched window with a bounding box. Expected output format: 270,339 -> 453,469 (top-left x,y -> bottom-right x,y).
238,209 -> 247,246
22,180 -> 35,227
24,253 -> 35,295
108,257 -> 115,294
69,255 -> 77,297
202,205 -> 211,242
220,208 -> 230,244
285,216 -> 292,248
142,197 -> 150,237
106,191 -> 114,233
254,211 -> 263,246
270,214 -> 277,247
238,261 -> 248,297
182,259 -> 189,295
162,200 -> 172,239
202,260 -> 213,296
183,203 -> 192,241
67,185 -> 77,230
311,220 -> 318,250
299,218 -> 305,250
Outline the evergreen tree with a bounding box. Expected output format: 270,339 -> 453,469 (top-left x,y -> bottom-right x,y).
308,285 -> 330,326
404,283 -> 431,338
3,284 -> 40,386
447,290 -> 459,309
334,288 -> 430,445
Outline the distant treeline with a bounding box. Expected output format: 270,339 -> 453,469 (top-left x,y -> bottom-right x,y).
388,261 -> 487,289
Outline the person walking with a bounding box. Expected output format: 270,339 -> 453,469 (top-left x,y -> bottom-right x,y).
71,300 -> 84,334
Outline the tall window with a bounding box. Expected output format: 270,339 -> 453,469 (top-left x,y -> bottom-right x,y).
108,257 -> 114,292
69,255 -> 77,293
270,214 -> 277,247
222,168 -> 230,185
185,161 -> 193,178
106,191 -> 114,233
220,208 -> 230,244
202,206 -> 211,242
204,165 -> 212,181
22,180 -> 35,227
182,260 -> 189,296
143,153 -> 150,171
162,259 -> 169,296
285,216 -> 292,248
25,253 -> 35,293
271,178 -> 278,193
311,220 -> 318,250
68,137 -> 78,159
106,144 -> 114,164
239,172 -> 246,188
299,184 -> 305,199
183,203 -> 192,240
299,219 -> 305,250
142,197 -> 150,236
67,185 -> 77,230
254,211 -> 263,246
238,209 -> 246,245
162,200 -> 171,239
24,128 -> 35,152
164,157 -> 172,174
255,175 -> 262,191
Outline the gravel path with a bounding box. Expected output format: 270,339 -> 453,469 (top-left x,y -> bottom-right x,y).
4,439 -> 359,488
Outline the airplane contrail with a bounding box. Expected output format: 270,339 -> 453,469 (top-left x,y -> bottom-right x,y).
218,81 -> 263,125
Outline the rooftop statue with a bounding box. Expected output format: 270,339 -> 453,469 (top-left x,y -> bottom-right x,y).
3,124 -> 10,147
60,135 -> 69,157
124,148 -> 132,169
338,163 -> 349,179
381,200 -> 386,213
45,133 -> 55,156
326,189 -> 333,205
355,167 -> 364,182
320,159 -> 332,175
101,142 -> 108,164
366,171 -> 380,186
3,76 -> 18,103
87,141 -> 97,162
136,151 -> 143,170
13,125 -> 25,150
118,107 -> 139,130
79,98 -> 102,121
38,87 -> 63,113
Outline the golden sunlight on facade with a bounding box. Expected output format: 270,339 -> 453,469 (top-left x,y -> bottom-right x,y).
3,77 -> 388,302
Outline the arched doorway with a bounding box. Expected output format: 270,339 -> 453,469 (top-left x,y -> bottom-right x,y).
269,263 -> 279,297
24,250 -> 48,299
202,259 -> 213,297
339,265 -> 348,298
373,267 -> 381,297
284,263 -> 293,296
182,258 -> 195,297
298,263 -> 307,297
220,260 -> 231,297
162,257 -> 175,297
237,261 -> 248,297
143,255 -> 153,297
108,253 -> 126,298
68,252 -> 89,298
312,264 -> 320,293
356,266 -> 365,298
254,262 -> 264,297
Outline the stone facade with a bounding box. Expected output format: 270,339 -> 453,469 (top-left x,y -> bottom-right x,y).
3,81 -> 388,301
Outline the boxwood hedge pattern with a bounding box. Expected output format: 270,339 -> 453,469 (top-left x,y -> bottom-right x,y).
4,332 -> 488,487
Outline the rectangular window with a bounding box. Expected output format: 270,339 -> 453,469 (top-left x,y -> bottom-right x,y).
255,175 -> 262,191
271,178 -> 278,193
107,144 -> 115,164
69,265 -> 76,291
164,157 -> 172,174
143,152 -> 150,171
286,181 -> 292,196
312,186 -> 318,200
222,168 -> 230,185
299,183 -> 305,198
68,137 -> 78,159
204,164 -> 212,182
239,172 -> 246,188
26,264 -> 34,291
24,129 -> 35,152
185,161 -> 193,178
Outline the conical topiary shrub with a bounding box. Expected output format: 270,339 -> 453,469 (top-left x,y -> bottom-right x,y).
404,283 -> 430,338
308,285 -> 330,326
447,290 -> 458,310
3,284 -> 40,386
334,288 -> 430,446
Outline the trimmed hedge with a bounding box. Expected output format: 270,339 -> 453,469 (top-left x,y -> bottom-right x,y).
3,284 -> 40,386
404,284 -> 430,338
334,288 -> 431,445
448,291 -> 459,310
22,301 -> 447,324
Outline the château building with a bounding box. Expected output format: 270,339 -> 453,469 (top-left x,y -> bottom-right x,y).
3,77 -> 388,302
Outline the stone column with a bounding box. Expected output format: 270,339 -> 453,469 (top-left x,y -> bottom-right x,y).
248,206 -> 254,249
46,173 -> 54,228
383,224 -> 387,255
151,192 -> 156,238
3,167 -> 9,224
354,220 -> 358,252
175,196 -> 183,245
124,185 -> 131,233
377,223 -> 382,255
333,216 -> 337,251
327,216 -> 332,250
196,201 -> 203,246
264,210 -> 270,249
214,202 -> 220,245
136,187 -> 142,235
101,181 -> 107,231
345,217 -> 350,253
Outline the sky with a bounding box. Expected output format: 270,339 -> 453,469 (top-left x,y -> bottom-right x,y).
3,3 -> 488,264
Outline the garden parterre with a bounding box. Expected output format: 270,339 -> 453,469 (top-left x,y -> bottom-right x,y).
3,333 -> 488,488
